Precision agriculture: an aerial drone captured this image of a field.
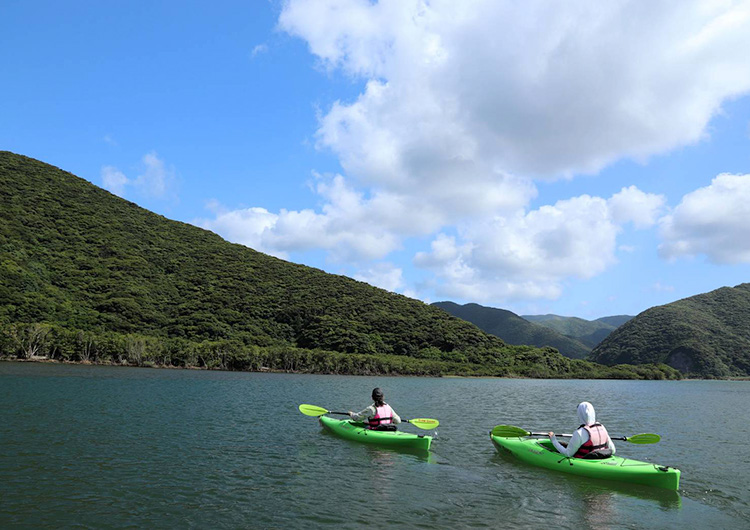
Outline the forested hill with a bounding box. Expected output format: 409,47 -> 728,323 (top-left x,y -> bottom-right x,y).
591,284 -> 750,378
433,302 -> 591,359
521,314 -> 632,348
0,151 -> 679,379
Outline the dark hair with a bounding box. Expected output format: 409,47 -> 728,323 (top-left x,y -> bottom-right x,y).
372,387 -> 384,406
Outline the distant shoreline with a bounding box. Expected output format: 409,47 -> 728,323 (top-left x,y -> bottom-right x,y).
4,357 -> 742,380
0,356 -> 433,377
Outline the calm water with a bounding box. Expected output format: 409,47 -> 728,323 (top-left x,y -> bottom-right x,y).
1,362 -> 748,529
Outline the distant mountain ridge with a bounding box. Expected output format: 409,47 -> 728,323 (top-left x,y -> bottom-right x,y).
433,302 -> 593,358
591,284 -> 750,378
522,314 -> 632,348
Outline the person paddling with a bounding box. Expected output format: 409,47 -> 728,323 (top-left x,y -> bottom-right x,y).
348,387 -> 402,431
548,401 -> 616,459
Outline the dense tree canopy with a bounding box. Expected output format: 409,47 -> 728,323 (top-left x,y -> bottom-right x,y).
591,285 -> 750,378
0,151 -> 681,379
433,302 -> 592,358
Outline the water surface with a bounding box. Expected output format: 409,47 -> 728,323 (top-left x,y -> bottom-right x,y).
1,362 -> 748,528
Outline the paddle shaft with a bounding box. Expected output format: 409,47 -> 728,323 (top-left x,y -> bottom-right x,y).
326,411 -> 423,424
299,404 -> 438,429
315,410 -> 409,420
530,431 -> 630,442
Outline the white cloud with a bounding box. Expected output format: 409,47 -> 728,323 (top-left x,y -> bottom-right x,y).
659,173 -> 750,263
197,1 -> 750,304
134,152 -> 176,199
353,262 -> 405,293
101,166 -> 129,197
251,44 -> 268,57
281,0 -> 750,184
414,189 -> 664,302
197,174 -> 426,261
608,186 -> 666,228
100,152 -> 177,201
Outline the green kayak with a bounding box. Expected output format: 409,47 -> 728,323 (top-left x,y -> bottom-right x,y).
319,415 -> 432,451
490,434 -> 680,490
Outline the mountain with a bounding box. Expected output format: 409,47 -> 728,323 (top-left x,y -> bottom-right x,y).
591,284 -> 750,378
0,151 -> 680,379
596,315 -> 633,328
433,302 -> 591,359
521,314 -> 632,348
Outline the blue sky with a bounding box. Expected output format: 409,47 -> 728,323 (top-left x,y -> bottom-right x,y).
3,1 -> 750,319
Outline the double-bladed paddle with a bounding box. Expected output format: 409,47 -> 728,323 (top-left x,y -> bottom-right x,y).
490,424 -> 660,444
298,404 -> 439,429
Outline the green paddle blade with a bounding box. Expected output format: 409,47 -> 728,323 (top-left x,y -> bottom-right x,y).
624,433 -> 661,444
491,424 -> 531,437
299,404 -> 329,417
407,418 -> 439,429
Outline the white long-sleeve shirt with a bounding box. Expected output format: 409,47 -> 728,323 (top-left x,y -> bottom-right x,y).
349,403 -> 401,424
551,402 -> 616,457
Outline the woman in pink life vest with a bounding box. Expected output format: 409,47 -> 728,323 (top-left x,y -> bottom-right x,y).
348,387 -> 402,431
548,402 -> 616,459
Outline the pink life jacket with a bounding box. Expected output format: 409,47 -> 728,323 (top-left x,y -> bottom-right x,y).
367,404 -> 393,430
574,423 -> 610,458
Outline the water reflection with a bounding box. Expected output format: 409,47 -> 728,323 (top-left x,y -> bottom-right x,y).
574,478 -> 682,510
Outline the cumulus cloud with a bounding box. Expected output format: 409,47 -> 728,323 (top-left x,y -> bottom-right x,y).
197,174 -> 439,261
100,152 -> 177,201
134,152 -> 176,198
353,262 -> 406,293
101,166 -> 129,197
197,1 -> 750,304
281,0 -> 750,183
659,173 -> 750,263
415,188 -> 664,301
609,186 -> 666,228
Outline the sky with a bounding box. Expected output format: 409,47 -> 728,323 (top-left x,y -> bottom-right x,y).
2,0 -> 750,320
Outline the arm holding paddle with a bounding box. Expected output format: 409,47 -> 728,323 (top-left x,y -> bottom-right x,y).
547,429 -> 593,458
349,405 -> 402,424
348,405 -> 375,421
492,424 -> 659,445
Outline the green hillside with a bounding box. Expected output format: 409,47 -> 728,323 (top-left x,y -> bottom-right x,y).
591,284 -> 750,378
521,313 -> 631,348
0,151 -> 680,379
433,302 -> 591,359
596,315 -> 633,328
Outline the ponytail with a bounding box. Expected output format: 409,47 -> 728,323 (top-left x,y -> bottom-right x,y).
372,387 -> 385,407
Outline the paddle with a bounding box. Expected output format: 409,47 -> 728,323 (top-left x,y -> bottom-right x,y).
491,424 -> 660,444
298,404 -> 439,429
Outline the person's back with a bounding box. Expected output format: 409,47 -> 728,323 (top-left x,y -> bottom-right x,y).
549,402 -> 615,459
348,387 -> 401,430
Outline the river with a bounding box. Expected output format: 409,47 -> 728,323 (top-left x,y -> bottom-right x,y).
1,362 -> 748,528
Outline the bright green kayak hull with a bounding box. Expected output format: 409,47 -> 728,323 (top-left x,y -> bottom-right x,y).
490,434 -> 680,490
319,415 -> 432,451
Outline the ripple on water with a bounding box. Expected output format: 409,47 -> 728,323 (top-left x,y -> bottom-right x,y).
1,365 -> 749,528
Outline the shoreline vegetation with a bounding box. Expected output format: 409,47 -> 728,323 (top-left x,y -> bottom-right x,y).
0,323 -> 681,379
0,355 -> 685,379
